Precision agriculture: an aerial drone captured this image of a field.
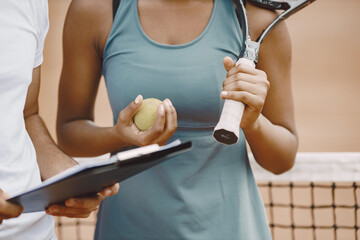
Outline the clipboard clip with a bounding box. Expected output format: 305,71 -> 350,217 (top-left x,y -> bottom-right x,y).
115,144 -> 161,162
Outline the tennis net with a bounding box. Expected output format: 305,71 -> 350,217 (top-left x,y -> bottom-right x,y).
54,152 -> 360,240
253,152 -> 360,240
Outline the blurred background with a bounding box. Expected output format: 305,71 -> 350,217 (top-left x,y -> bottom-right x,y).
40,0 -> 360,239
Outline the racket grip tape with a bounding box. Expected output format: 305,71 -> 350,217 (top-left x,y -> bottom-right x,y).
213,58 -> 255,145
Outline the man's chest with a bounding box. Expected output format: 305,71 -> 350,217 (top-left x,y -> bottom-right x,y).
0,10 -> 37,87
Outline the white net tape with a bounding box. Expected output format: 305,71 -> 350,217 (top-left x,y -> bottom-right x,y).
250,152 -> 360,182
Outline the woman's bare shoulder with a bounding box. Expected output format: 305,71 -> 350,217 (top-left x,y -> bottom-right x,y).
246,2 -> 289,43
64,0 -> 113,53
245,1 -> 291,67
66,0 -> 111,24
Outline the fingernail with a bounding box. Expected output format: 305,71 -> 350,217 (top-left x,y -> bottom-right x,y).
221,91 -> 228,97
168,99 -> 175,112
50,206 -> 58,213
3,193 -> 10,200
159,104 -> 165,115
167,99 -> 173,106
164,99 -> 171,109
167,99 -> 174,112
134,95 -> 141,104
67,199 -> 75,206
105,189 -> 112,197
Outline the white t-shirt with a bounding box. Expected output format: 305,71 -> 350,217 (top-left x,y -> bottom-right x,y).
0,0 -> 56,239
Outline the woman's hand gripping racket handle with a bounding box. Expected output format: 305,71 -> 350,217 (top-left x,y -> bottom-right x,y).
213,57 -> 255,145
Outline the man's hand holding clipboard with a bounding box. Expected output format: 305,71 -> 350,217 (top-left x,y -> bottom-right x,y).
9,140 -> 192,213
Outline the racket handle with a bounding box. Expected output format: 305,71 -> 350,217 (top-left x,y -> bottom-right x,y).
213,58 -> 255,145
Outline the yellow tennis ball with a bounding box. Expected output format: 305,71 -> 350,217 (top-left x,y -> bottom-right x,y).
133,98 -> 162,131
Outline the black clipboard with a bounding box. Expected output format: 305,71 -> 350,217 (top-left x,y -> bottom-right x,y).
9,140 -> 192,213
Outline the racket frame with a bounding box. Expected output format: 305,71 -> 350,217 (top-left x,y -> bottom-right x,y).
213,0 -> 316,145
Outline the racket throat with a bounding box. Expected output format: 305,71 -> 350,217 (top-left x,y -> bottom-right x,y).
238,40 -> 260,65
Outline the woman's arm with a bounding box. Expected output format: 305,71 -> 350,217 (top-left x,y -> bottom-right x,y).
57,0 -> 116,157
222,3 -> 298,174
57,0 -> 177,157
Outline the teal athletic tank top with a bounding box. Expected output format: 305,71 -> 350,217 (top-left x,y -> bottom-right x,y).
96,0 -> 271,239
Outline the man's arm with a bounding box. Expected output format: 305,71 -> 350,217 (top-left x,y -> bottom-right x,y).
24,67 -> 77,180
0,189 -> 23,224
24,66 -> 119,218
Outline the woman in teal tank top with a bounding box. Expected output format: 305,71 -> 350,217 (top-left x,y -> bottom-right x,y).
57,0 -> 298,239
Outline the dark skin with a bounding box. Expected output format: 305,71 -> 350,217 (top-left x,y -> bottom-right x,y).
57,0 -> 297,174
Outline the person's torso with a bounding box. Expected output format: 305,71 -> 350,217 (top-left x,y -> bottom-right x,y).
0,1 -> 55,239
97,0 -> 271,239
103,0 -> 243,129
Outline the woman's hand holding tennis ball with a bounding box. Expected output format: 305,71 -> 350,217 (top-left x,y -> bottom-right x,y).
113,95 -> 177,147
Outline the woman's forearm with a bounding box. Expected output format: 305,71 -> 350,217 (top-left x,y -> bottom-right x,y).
243,114 -> 298,175
57,120 -> 126,157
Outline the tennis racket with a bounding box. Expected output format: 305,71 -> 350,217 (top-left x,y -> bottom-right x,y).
213,0 -> 316,145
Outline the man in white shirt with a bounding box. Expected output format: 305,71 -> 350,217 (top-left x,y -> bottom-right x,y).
0,1 -> 118,239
